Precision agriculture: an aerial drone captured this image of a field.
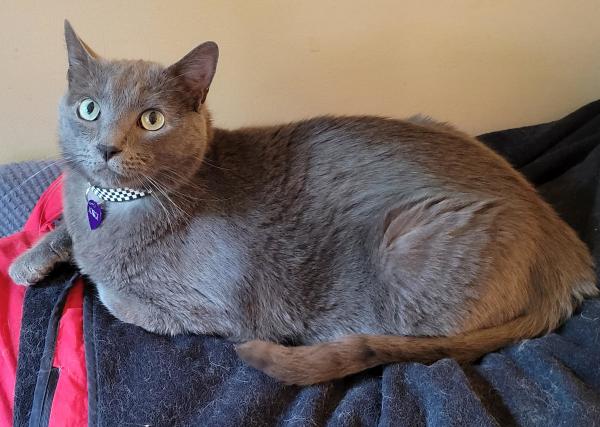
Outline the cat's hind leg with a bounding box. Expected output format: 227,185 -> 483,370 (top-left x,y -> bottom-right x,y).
375,196 -> 510,336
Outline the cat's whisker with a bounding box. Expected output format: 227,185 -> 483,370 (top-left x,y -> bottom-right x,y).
189,154 -> 250,186
0,159 -> 65,203
149,166 -> 205,192
202,159 -> 232,172
154,170 -> 230,203
143,176 -> 177,235
139,165 -> 204,202
152,193 -> 176,235
153,185 -> 199,203
155,167 -> 199,186
155,174 -> 208,197
167,151 -> 233,173
146,175 -> 190,220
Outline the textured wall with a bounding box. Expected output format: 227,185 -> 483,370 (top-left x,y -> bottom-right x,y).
2,0 -> 600,162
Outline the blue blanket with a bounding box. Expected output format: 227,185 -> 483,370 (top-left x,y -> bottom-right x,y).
6,102 -> 600,426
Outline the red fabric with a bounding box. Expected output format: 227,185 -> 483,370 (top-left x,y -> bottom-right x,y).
0,177 -> 88,426
49,281 -> 87,427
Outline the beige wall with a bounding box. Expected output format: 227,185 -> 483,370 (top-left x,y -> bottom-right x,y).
1,1 -> 600,163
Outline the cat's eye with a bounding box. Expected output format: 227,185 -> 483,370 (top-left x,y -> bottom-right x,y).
78,98 -> 100,121
140,110 -> 165,131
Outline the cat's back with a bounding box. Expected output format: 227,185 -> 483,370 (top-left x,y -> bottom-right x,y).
213,114 -> 536,206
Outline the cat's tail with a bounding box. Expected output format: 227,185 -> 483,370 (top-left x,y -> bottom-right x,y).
234,304 -> 576,385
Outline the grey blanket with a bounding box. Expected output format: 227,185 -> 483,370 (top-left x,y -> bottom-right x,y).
0,160 -> 61,237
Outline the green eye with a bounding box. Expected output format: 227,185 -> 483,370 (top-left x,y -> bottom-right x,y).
140,110 -> 165,131
78,98 -> 100,121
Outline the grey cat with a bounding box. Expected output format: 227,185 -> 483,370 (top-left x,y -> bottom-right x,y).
9,21 -> 598,385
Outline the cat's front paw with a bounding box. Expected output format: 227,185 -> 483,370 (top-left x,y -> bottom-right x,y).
8,249 -> 60,286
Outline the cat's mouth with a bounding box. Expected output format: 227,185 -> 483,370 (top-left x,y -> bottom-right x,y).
90,163 -> 143,189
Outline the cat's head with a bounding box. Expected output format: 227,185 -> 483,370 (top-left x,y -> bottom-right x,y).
58,20 -> 218,190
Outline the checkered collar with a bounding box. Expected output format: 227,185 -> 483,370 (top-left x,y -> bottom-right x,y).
87,184 -> 153,203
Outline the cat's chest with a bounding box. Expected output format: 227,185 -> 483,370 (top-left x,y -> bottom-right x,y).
66,193 -> 248,290
70,209 -> 158,276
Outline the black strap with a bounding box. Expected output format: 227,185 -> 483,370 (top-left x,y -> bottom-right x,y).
82,282 -> 98,427
12,266 -> 78,427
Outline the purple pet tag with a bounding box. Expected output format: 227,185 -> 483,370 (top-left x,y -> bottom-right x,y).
87,199 -> 103,230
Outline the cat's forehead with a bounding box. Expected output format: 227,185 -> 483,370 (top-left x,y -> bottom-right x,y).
103,59 -> 165,88
67,59 -> 173,105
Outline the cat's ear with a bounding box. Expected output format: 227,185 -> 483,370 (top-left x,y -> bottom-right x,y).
64,19 -> 98,69
167,42 -> 219,111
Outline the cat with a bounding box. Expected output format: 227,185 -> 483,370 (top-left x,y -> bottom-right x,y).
9,20 -> 598,385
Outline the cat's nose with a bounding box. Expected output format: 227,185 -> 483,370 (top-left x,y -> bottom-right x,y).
96,144 -> 122,160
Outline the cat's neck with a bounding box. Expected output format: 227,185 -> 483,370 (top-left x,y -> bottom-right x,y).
64,165 -> 205,237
